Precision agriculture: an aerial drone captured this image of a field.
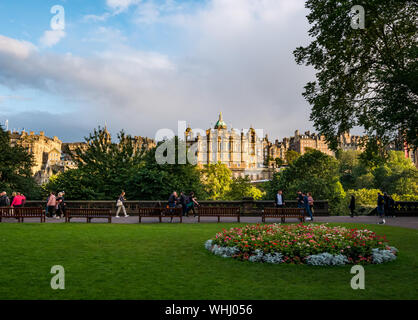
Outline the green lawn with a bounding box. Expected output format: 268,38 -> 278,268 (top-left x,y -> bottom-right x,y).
0,222 -> 417,300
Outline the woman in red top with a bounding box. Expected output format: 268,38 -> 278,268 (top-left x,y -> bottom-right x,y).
11,193 -> 23,207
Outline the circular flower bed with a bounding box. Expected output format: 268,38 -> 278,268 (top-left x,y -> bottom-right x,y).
205,224 -> 398,265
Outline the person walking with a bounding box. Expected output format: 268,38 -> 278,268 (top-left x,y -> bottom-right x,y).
296,191 -> 304,208
47,192 -> 57,218
303,192 -> 313,221
275,190 -> 285,208
167,191 -> 178,222
179,191 -> 188,216
349,195 -> 356,218
307,192 -> 314,216
115,191 -> 129,218
55,192 -> 66,219
377,193 -> 385,224
186,191 -> 199,217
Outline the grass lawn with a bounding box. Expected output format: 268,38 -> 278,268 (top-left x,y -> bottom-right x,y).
0,222 -> 417,300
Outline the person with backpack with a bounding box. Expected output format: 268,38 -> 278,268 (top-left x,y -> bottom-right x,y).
186,191 -> 199,217
55,192 -> 66,219
115,191 -> 129,218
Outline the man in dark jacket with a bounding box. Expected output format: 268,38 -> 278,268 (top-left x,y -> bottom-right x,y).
168,192 -> 178,208
0,192 -> 10,207
377,193 -> 385,224
296,191 -> 304,208
349,195 -> 356,218
179,192 -> 188,216
275,190 -> 285,208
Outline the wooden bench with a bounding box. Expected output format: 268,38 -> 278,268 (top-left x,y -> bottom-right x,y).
138,207 -> 183,223
262,207 -> 306,223
0,207 -> 45,222
138,207 -> 162,223
0,207 -> 19,222
197,207 -> 241,223
65,208 -> 112,223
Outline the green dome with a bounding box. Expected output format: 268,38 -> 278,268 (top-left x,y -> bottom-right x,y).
214,112 -> 227,129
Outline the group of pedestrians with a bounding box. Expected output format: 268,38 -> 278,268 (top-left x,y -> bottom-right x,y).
46,191 -> 66,219
168,191 -> 200,216
274,190 -> 314,221
0,191 -> 26,208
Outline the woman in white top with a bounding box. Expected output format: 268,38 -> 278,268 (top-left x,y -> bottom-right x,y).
115,191 -> 129,218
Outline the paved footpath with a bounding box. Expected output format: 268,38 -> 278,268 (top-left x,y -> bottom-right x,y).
2,215 -> 418,229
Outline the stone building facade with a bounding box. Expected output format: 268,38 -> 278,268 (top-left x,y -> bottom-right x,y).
9,130 -> 64,184
185,113 -> 276,180
185,114 -> 369,180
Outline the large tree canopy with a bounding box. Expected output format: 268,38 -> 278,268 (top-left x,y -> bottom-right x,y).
294,0 -> 417,150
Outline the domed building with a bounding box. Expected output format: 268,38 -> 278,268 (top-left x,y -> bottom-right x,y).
185,113 -> 276,180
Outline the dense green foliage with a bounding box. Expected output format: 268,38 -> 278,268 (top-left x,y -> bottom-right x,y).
0,126 -> 42,199
0,223 -> 416,299
294,0 -> 418,150
34,127 -> 418,210
268,149 -> 417,214
268,149 -> 346,209
46,131 -> 205,201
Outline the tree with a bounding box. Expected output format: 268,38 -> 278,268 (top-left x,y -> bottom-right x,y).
269,149 -> 346,212
285,150 -> 300,165
294,0 -> 418,150
0,126 -> 42,199
127,138 -> 206,200
46,127 -> 147,199
274,157 -> 285,167
372,151 -> 418,194
226,176 -> 266,200
336,149 -> 361,189
201,162 -> 233,200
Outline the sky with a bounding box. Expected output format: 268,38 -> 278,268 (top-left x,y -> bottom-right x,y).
0,0 -> 318,142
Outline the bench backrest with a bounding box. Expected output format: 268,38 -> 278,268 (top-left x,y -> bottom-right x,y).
198,207 -> 240,216
139,207 -> 163,216
9,207 -> 44,217
0,207 -> 16,217
66,208 -> 111,217
264,208 -> 306,216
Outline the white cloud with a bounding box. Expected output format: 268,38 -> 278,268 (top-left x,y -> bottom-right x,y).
0,35 -> 37,59
39,30 -> 66,48
0,0 -> 316,141
106,0 -> 142,13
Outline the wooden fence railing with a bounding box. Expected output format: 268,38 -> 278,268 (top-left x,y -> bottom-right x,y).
25,200 -> 331,216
